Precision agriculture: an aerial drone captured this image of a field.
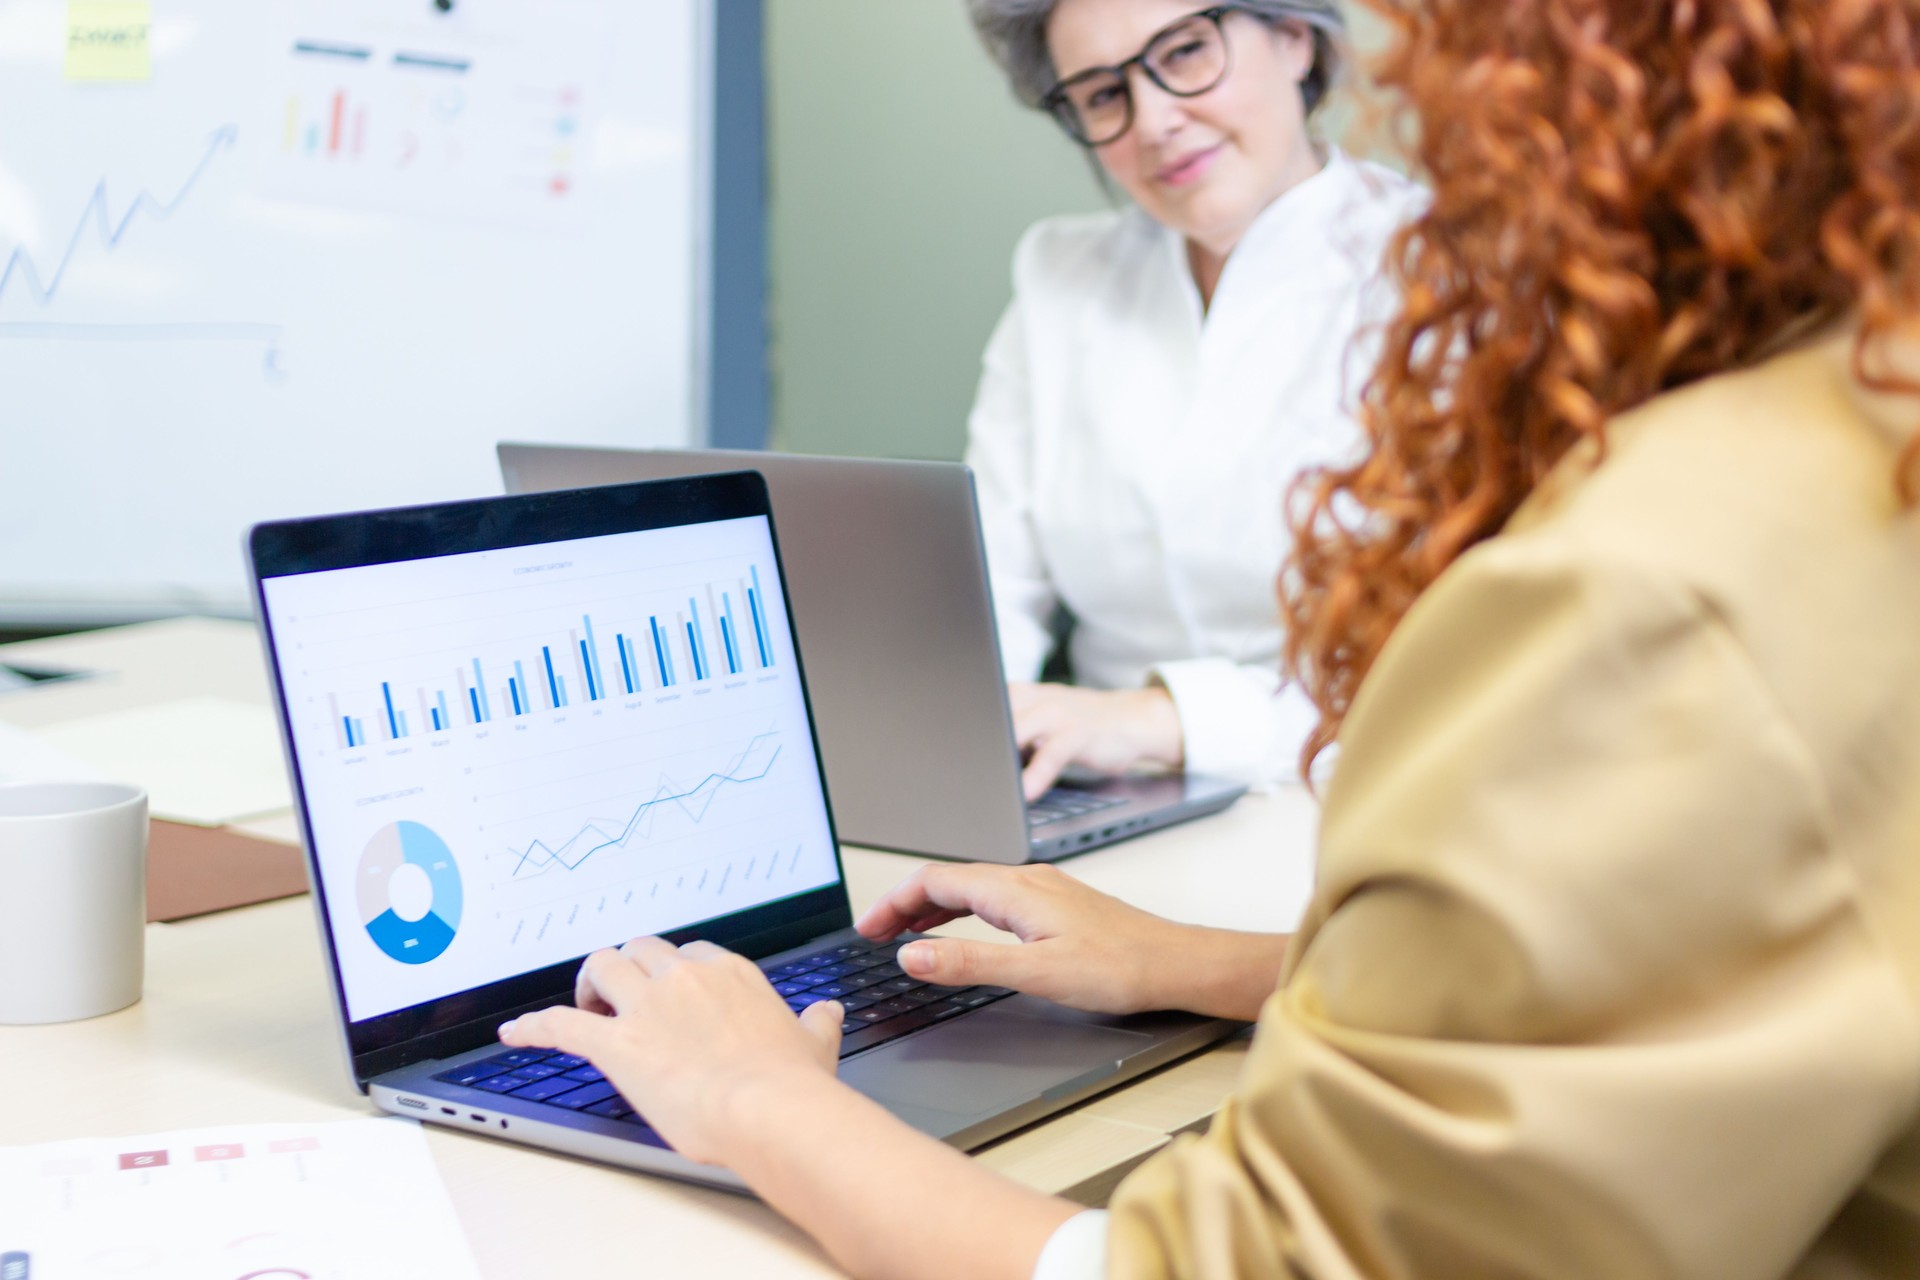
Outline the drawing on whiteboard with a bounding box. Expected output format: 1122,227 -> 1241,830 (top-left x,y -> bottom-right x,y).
0,125 -> 235,308
264,21 -> 594,230
0,125 -> 288,375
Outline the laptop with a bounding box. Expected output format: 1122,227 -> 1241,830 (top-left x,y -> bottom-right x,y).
247,472 -> 1240,1192
498,445 -> 1248,862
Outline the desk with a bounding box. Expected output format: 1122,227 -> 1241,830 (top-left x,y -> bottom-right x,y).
0,619 -> 1318,1277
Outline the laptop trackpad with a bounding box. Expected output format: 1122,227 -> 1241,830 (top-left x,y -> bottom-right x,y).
841,1004 -> 1153,1122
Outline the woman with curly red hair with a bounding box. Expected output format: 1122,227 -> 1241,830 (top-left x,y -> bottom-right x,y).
500,1 -> 1920,1276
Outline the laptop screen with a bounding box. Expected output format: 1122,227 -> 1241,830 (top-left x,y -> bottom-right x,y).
259,507 -> 841,1026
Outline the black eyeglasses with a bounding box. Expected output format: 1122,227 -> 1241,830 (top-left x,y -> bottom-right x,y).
1041,6 -> 1243,148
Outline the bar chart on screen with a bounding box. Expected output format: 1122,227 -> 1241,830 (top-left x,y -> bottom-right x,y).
261,516 -> 842,1022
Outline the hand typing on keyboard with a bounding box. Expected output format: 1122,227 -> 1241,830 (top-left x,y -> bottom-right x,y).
857,861 -> 1291,1022
1008,681 -> 1185,800
499,937 -> 844,1168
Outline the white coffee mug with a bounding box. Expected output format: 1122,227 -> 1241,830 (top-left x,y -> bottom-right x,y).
0,781 -> 148,1024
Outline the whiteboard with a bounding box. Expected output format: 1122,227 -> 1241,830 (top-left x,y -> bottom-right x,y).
0,0 -> 713,618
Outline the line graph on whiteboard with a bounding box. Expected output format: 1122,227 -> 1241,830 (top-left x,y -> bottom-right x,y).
0,125 -> 287,376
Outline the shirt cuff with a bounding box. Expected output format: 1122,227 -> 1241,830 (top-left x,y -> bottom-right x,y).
1151,657 -> 1316,788
1031,1209 -> 1109,1280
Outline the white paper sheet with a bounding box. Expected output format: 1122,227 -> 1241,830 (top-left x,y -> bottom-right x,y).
0,1118 -> 481,1280
0,720 -> 107,788
37,697 -> 293,827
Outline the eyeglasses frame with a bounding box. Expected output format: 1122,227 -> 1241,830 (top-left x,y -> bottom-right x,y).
1039,5 -> 1247,148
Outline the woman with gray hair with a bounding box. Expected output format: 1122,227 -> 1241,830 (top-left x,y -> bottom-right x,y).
963,0 -> 1422,801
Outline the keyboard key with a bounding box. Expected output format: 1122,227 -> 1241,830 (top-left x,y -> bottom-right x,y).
562,1065 -> 606,1083
434,1062 -> 505,1087
546,1054 -> 589,1070
773,981 -> 819,998
812,961 -> 861,979
511,1074 -> 589,1102
871,978 -> 921,995
494,1050 -> 551,1068
895,987 -> 946,1006
849,1006 -> 898,1024
549,1081 -> 620,1110
809,982 -> 856,999
584,1096 -> 635,1120
837,995 -> 877,1013
507,1063 -> 565,1082
469,1074 -> 524,1094
838,1009 -> 936,1057
925,1000 -> 970,1020
871,997 -> 919,1016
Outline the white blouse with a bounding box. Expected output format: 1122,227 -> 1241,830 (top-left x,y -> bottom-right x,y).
965,147 -> 1424,787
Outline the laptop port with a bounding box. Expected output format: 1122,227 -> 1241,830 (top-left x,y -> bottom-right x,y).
441,1107 -> 456,1116
469,1114 -> 486,1123
500,1119 -> 510,1129
396,1097 -> 427,1110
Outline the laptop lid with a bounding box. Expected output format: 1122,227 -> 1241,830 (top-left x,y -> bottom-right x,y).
248,473 -> 851,1088
498,444 -> 1036,862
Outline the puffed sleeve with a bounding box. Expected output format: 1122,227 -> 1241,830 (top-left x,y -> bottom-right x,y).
964,260 -> 1060,685
1107,534 -> 1920,1279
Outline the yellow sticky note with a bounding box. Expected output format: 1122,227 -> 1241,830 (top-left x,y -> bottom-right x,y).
66,1 -> 151,82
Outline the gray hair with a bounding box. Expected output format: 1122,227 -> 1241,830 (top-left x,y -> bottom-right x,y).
965,0 -> 1347,118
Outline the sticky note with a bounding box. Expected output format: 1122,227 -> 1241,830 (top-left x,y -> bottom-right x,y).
66,1 -> 151,82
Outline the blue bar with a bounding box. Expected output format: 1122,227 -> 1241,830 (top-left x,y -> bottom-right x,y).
650,617 -> 671,687
467,687 -> 480,723
721,592 -> 741,673
472,660 -> 491,722
342,716 -> 356,748
744,583 -> 768,671
684,621 -> 701,682
688,597 -> 710,681
557,675 -> 569,707
749,566 -> 772,665
431,707 -> 442,732
509,678 -> 522,716
438,690 -> 451,731
352,717 -> 364,745
579,639 -> 597,701
583,616 -> 605,701
382,682 -> 400,738
617,633 -> 635,694
514,661 -> 529,715
542,646 -> 561,708
398,711 -> 409,737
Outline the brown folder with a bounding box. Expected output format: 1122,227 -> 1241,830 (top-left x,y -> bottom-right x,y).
147,820 -> 310,923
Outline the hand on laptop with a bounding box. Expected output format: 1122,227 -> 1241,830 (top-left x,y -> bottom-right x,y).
1010,682 -> 1185,801
856,863 -> 1289,1020
497,937 -> 843,1166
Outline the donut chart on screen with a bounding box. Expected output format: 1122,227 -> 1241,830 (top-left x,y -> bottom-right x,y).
357,822 -> 463,965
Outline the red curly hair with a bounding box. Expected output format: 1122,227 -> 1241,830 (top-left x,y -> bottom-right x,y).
1281,0 -> 1920,776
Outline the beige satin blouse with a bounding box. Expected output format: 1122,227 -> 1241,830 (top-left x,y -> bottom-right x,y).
1108,329 -> 1920,1279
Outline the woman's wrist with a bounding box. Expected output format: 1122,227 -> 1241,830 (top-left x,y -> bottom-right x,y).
1123,685 -> 1186,769
1141,924 -> 1290,1020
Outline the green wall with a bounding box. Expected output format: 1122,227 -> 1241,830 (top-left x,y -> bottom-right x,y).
763,2 -> 1399,462
764,1 -> 1105,462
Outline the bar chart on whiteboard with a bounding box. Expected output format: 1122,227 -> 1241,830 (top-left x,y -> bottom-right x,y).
260,515 -> 841,1023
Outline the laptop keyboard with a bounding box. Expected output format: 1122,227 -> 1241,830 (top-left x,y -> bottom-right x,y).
1026,787 -> 1126,828
430,937 -> 1013,1127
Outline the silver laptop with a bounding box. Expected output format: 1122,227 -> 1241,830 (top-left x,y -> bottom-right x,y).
499,445 -> 1248,863
247,472 -> 1240,1191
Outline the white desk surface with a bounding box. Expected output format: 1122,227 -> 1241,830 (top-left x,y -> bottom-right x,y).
0,619 -> 1318,1277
